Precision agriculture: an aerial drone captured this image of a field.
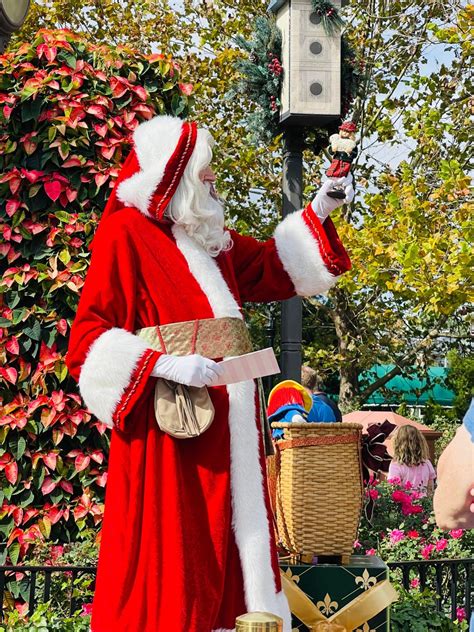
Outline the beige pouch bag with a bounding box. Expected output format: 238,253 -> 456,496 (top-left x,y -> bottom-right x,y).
154,379 -> 215,439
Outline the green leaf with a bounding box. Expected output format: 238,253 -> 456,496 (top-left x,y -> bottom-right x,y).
12,308 -> 28,325
12,436 -> 26,460
59,248 -> 71,265
23,319 -> 42,341
55,211 -> 71,222
58,51 -> 77,69
8,542 -> 21,565
21,97 -> 43,122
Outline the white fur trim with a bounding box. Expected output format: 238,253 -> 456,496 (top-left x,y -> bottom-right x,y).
78,327 -> 150,428
274,590 -> 292,632
227,381 -> 291,625
274,210 -> 338,296
117,115 -> 184,216
173,226 -> 287,622
172,225 -> 242,319
329,134 -> 356,153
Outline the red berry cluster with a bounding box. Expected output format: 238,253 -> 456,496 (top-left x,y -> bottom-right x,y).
269,95 -> 278,112
327,8 -> 335,16
267,53 -> 283,77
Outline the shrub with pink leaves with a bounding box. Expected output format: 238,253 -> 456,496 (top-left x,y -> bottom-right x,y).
0,28 -> 192,581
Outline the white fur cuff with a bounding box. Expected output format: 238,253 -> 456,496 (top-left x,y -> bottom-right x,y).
78,328 -> 151,428
274,210 -> 338,296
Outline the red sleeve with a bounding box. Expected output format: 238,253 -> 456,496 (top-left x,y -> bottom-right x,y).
66,210 -> 162,431
229,205 -> 351,303
228,230 -> 295,303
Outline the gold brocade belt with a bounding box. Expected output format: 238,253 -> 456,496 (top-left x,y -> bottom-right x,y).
135,317 -> 253,358
135,317 -> 274,456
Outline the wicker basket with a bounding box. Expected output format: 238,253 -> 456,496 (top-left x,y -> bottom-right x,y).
270,422 -> 363,563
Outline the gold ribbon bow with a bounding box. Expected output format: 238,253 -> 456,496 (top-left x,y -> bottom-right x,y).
281,571 -> 398,632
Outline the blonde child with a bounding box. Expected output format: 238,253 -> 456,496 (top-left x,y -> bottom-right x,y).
388,425 -> 436,496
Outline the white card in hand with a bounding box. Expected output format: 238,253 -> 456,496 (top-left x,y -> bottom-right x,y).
213,348 -> 280,386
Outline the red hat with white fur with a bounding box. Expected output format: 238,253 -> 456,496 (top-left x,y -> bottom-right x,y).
339,121 -> 357,133
100,116 -> 198,226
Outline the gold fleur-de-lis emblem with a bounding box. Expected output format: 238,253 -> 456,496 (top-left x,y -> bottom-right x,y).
355,623 -> 375,632
316,593 -> 338,616
283,568 -> 300,584
355,569 -> 377,591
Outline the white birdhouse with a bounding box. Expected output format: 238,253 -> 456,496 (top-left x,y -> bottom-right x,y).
269,0 -> 347,125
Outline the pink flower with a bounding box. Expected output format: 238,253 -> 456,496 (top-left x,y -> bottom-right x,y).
353,539 -> 362,549
421,544 -> 435,559
456,607 -> 466,623
368,488 -> 379,500
387,476 -> 401,485
407,530 -> 419,539
389,529 -> 405,544
436,538 -> 448,552
410,578 -> 420,589
450,529 -> 464,539
81,603 -> 93,617
402,503 -> 423,516
366,548 -> 376,556
404,480 -> 413,490
410,490 -> 423,500
392,490 -> 410,504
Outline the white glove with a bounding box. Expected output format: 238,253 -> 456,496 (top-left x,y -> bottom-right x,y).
291,414 -> 306,423
151,353 -> 223,388
311,175 -> 355,223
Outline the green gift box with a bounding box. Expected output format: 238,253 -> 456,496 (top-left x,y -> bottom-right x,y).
280,555 -> 391,631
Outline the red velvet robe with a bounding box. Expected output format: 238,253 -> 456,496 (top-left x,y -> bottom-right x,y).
66,203 -> 350,632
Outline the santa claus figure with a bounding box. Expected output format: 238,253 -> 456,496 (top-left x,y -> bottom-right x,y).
326,121 -> 357,200
66,115 -> 354,632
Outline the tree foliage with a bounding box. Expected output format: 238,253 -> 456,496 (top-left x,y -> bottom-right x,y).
304,1 -> 473,406
15,2 -> 474,405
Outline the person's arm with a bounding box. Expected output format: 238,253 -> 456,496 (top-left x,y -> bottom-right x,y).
434,402 -> 474,529
425,460 -> 436,497
228,179 -> 353,303
66,213 -> 163,432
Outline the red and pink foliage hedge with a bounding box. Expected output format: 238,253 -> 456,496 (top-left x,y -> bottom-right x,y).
0,29 -> 192,564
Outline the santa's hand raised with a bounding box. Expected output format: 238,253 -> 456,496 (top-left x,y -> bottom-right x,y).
151,354 -> 223,387
311,174 -> 354,223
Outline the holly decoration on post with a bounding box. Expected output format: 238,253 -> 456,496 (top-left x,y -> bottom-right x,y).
311,0 -> 344,36
229,8 -> 362,147
227,16 -> 283,143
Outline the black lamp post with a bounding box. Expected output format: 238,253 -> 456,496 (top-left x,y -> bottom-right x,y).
0,0 -> 31,53
268,0 -> 344,381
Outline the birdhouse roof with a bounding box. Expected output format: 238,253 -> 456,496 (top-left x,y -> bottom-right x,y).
268,0 -> 287,14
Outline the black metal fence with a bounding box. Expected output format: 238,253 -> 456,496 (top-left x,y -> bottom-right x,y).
388,558 -> 473,620
0,559 -> 472,620
0,564 -> 96,619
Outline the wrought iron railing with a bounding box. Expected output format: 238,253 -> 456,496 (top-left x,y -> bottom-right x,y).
388,558 -> 473,620
0,559 -> 472,620
0,565 -> 96,618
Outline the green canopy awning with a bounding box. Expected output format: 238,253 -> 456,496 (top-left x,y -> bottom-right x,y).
361,365 -> 455,406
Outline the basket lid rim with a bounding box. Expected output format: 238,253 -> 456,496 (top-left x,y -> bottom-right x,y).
271,422 -> 363,429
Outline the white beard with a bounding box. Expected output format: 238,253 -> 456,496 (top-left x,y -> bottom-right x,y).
166,181 -> 232,257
